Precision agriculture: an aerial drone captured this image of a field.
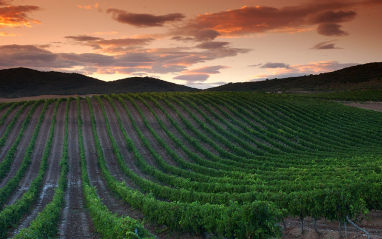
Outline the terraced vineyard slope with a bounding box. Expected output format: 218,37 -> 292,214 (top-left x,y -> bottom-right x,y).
0,92 -> 381,238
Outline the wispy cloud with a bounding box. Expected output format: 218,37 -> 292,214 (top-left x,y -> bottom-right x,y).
173,65 -> 228,83
252,61 -> 358,81
260,63 -> 290,69
311,40 -> 342,49
107,8 -> 185,27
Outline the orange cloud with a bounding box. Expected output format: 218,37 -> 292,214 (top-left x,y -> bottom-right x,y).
0,5 -> 41,28
179,1 -> 381,38
0,32 -> 16,36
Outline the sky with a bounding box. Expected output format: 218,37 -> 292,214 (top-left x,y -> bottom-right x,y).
0,0 -> 381,89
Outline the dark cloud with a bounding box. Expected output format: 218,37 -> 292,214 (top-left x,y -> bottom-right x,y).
311,40 -> 342,49
171,36 -> 194,41
65,35 -> 103,41
107,8 -> 185,27
0,4 -> 41,28
0,42 -> 246,77
261,63 -> 290,69
196,41 -> 230,49
193,29 -> 221,41
309,10 -> 356,36
0,45 -> 70,69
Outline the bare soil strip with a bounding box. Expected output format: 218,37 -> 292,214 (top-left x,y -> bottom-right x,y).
80,100 -> 145,231
58,100 -> 97,239
0,104 -> 42,187
341,101 -> 382,112
11,101 -> 66,235
112,99 -> 159,181
4,103 -> 52,206
134,100 -> 180,168
123,99 -> 178,170
0,105 -> 20,137
152,98 -> 222,157
144,99 -> 208,161
91,99 -> 138,189
283,212 -> 382,239
0,105 -> 29,162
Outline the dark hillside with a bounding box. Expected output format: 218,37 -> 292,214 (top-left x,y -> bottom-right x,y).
207,62 -> 382,92
0,68 -> 197,98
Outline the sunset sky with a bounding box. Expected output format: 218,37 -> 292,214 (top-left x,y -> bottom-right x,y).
1,0 -> 381,89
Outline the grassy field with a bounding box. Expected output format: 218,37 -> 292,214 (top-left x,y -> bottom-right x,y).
0,92 -> 381,238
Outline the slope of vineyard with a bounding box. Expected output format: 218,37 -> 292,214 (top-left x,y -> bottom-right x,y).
0,92 -> 381,238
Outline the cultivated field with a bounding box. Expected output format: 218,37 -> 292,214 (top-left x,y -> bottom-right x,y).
0,92 -> 381,238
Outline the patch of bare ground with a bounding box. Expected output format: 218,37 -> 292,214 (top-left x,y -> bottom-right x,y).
283,211 -> 382,239
58,100 -> 97,239
10,101 -> 66,235
341,101 -> 382,112
0,104 -> 44,191
0,105 -> 30,163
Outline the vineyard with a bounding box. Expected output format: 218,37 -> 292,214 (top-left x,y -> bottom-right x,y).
0,92 -> 381,238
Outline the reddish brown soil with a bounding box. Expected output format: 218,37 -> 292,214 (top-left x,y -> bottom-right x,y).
58,100 -> 98,239
0,104 -> 44,189
341,101 -> 382,112
0,104 -> 21,137
0,105 -> 29,163
283,211 -> 382,239
10,101 -> 66,235
4,103 -> 52,207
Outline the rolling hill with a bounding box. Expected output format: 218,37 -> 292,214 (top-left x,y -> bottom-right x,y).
0,68 -> 197,98
207,62 -> 382,92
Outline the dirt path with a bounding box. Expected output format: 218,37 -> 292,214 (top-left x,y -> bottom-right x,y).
341,101 -> 382,112
283,211 -> 382,239
0,104 -> 20,137
0,104 -> 42,187
58,100 -> 97,239
91,99 -> 139,189
80,99 -> 158,236
11,101 -> 66,235
4,103 -> 52,206
112,98 -> 159,181
0,105 -> 30,163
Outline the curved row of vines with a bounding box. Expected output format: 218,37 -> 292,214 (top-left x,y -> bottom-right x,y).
0,92 -> 381,238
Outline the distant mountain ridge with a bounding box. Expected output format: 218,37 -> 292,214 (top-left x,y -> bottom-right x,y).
207,62 -> 382,92
0,68 -> 197,98
1,62 -> 382,98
